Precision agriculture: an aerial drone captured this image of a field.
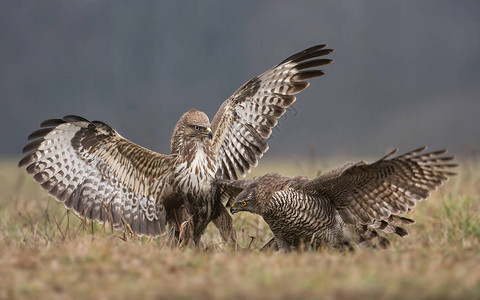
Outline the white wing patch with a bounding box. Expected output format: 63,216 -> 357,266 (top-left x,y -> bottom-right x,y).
19,116 -> 174,237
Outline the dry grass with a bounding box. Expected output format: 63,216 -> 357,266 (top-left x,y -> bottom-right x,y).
1,156 -> 479,299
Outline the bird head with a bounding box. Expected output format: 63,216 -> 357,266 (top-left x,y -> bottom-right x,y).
215,177 -> 262,215
230,182 -> 263,215
181,109 -> 212,140
217,174 -> 282,216
172,109 -> 213,153
189,123 -> 212,140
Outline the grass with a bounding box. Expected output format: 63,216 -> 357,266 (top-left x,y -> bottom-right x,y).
1,156 -> 479,299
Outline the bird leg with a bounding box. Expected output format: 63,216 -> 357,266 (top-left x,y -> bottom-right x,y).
165,206 -> 195,247
212,201 -> 238,250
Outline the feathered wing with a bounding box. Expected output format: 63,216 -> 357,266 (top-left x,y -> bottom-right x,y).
303,147 -> 457,225
211,45 -> 334,180
19,115 -> 176,236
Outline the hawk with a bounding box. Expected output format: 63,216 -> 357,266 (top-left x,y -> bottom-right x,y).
222,147 -> 456,251
19,44 -> 334,246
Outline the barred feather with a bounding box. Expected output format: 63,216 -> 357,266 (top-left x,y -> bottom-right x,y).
305,147 -> 456,225
19,116 -> 174,236
224,148 -> 456,251
211,44 -> 334,180
20,45 -> 335,245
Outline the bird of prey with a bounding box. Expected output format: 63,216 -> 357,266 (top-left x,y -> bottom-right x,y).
222,147 -> 456,251
19,44 -> 334,246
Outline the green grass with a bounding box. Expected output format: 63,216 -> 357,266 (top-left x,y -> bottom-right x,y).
1,157 -> 479,299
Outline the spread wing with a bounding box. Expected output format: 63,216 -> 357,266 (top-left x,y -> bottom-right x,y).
211,44 -> 334,180
303,147 -> 456,225
19,115 -> 176,237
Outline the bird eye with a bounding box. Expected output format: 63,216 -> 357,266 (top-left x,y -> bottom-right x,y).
194,126 -> 200,130
241,201 -> 247,206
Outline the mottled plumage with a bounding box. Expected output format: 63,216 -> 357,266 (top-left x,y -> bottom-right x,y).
222,147 -> 456,251
19,45 -> 333,245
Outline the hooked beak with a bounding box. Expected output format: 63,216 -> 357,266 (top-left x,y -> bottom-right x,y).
206,127 -> 213,139
230,201 -> 246,214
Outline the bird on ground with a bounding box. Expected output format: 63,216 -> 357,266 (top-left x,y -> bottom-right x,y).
19,44 -> 334,246
221,147 -> 456,251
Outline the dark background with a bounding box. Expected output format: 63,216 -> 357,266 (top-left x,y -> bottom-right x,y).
2,1 -> 479,158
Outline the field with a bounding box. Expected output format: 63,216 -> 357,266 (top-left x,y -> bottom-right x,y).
1,155 -> 479,299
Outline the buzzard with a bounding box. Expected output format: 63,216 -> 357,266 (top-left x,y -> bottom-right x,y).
19,44 -> 334,246
222,147 -> 456,251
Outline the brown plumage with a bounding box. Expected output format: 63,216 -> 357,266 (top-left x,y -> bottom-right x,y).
221,147 -> 456,251
19,44 -> 333,246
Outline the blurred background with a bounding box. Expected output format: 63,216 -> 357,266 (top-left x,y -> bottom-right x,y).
2,1 -> 479,160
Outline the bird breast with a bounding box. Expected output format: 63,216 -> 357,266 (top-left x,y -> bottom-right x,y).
173,144 -> 216,198
265,189 -> 340,247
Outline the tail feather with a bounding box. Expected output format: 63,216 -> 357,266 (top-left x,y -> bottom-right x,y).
371,218 -> 410,237
377,235 -> 391,249
356,226 -> 391,250
355,214 -> 414,249
394,226 -> 408,237
386,214 -> 415,225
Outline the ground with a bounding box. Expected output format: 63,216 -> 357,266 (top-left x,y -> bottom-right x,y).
1,155 -> 479,299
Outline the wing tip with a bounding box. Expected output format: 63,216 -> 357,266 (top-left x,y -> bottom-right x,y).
18,154 -> 33,168
27,127 -> 56,141
279,44 -> 334,65
378,148 -> 398,161
39,115 -> 90,128
62,115 -> 90,123
22,139 -> 43,154
40,118 -> 65,128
